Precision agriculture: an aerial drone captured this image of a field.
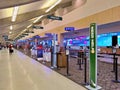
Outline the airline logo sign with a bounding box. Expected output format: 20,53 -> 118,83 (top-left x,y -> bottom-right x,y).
90,23 -> 97,88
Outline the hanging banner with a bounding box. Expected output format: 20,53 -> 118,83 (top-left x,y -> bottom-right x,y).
90,23 -> 97,88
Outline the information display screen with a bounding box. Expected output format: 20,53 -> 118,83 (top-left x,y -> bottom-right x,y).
97,35 -> 112,46
64,32 -> 120,47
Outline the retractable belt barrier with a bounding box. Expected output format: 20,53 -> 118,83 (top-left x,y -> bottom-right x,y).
112,57 -> 120,83
69,52 -> 88,84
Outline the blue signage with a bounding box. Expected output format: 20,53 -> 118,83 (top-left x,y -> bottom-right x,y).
65,27 -> 75,31
45,33 -> 53,37
33,35 -> 40,39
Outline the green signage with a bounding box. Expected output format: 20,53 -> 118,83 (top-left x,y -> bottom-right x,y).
47,15 -> 62,21
90,23 -> 97,88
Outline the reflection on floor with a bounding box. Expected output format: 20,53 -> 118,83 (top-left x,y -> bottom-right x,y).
17,48 -> 120,90
0,49 -> 86,90
39,57 -> 120,90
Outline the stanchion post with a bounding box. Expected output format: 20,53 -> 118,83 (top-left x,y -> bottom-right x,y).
84,57 -> 88,84
56,52 -> 60,70
77,52 -> 80,65
112,57 -> 120,83
79,51 -> 83,70
82,52 -> 84,64
112,54 -> 116,72
51,47 -> 54,68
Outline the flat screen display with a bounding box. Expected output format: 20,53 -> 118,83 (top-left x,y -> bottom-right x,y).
97,36 -> 112,46
64,32 -> 120,47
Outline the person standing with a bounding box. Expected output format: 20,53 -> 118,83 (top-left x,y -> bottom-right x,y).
9,44 -> 13,53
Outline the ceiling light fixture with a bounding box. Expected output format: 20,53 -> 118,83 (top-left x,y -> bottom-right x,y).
23,29 -> 27,32
45,0 -> 62,13
12,6 -> 19,22
33,15 -> 44,23
9,31 -> 12,34
10,25 -> 13,30
27,24 -> 32,28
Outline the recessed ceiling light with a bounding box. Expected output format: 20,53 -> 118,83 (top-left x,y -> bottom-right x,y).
9,31 -> 12,34
10,25 -> 13,30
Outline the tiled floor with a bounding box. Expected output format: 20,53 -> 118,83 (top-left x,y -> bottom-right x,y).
18,48 -> 120,90
0,49 -> 86,90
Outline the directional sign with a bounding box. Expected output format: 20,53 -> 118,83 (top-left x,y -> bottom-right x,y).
33,26 -> 44,29
22,34 -> 29,36
26,31 -> 34,33
47,15 -> 62,21
65,27 -> 75,31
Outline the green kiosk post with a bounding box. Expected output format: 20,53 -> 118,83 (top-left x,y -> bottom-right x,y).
86,23 -> 101,90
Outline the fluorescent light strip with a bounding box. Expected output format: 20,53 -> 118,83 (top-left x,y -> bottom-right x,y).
23,29 -> 27,31
10,25 -> 13,30
12,6 -> 19,22
33,15 -> 43,23
27,24 -> 32,28
9,31 -> 12,34
45,0 -> 62,13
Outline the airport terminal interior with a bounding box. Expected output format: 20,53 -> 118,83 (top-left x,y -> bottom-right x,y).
0,0 -> 120,90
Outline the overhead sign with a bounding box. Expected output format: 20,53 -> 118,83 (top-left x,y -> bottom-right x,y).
45,33 -> 53,37
47,15 -> 62,21
33,26 -> 44,29
29,31 -> 34,33
33,35 -> 40,39
65,27 -> 75,31
22,34 -> 29,36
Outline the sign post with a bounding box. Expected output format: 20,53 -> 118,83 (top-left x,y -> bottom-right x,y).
86,23 -> 101,90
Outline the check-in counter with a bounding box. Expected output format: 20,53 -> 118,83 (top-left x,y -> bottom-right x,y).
100,47 -> 112,53
57,52 -> 67,67
100,47 -> 120,54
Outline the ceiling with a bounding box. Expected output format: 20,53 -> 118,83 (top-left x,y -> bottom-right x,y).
0,0 -> 84,42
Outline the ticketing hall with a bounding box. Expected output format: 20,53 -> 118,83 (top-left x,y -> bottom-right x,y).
0,0 -> 120,90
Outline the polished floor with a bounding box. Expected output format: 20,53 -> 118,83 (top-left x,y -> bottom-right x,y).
0,49 -> 86,90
